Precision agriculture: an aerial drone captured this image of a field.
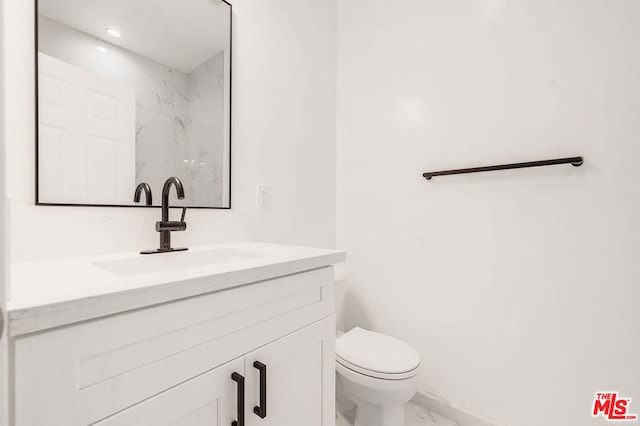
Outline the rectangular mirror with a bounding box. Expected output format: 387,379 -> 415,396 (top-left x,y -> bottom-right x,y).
36,0 -> 232,208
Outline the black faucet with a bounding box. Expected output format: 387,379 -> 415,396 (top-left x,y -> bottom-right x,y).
133,182 -> 153,205
140,177 -> 188,254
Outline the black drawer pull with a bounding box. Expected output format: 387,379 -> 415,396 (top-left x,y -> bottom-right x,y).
253,361 -> 267,418
231,372 -> 245,426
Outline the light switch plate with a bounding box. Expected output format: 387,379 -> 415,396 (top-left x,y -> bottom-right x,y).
256,185 -> 272,210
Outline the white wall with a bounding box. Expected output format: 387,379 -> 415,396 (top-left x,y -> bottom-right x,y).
0,0 -> 9,422
337,1 -> 640,425
3,0 -> 336,263
232,0 -> 337,247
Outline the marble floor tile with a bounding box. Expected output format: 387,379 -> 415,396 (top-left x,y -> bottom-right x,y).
336,401 -> 459,426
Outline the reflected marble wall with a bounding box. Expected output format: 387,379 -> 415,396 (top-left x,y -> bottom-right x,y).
133,63 -> 190,205
185,52 -> 225,206
38,16 -> 226,207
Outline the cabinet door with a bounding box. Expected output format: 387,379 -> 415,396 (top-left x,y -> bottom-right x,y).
94,357 -> 245,426
245,316 -> 335,426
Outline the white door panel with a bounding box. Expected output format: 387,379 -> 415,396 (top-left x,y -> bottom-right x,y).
38,53 -> 135,204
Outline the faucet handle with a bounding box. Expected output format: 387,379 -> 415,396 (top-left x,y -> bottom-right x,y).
180,207 -> 187,222
156,220 -> 187,232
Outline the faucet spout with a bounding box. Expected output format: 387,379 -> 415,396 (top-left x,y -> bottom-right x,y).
161,176 -> 185,222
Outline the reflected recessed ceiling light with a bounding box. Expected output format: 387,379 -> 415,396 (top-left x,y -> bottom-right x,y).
97,46 -> 108,53
106,28 -> 122,38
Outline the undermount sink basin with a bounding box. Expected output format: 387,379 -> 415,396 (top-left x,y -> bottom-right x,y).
93,248 -> 263,277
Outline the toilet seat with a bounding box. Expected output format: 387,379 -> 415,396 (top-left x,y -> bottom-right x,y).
336,357 -> 418,380
336,327 -> 420,380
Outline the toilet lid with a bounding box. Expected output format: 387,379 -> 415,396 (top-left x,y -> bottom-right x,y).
336,327 -> 420,376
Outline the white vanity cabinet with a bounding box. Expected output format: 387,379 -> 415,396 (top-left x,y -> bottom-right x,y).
12,265 -> 337,426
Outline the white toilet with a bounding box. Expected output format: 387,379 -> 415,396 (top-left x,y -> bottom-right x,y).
335,327 -> 420,426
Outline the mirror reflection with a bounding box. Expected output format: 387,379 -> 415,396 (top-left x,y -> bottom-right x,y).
37,0 -> 231,208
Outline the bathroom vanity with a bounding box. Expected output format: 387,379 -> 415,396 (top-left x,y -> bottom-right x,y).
7,242 -> 345,425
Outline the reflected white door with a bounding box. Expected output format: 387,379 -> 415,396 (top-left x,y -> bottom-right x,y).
38,53 -> 135,204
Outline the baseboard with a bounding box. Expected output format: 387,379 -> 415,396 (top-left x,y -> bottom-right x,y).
411,390 -> 501,426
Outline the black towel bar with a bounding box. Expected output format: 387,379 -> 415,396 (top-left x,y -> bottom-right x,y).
423,157 -> 583,180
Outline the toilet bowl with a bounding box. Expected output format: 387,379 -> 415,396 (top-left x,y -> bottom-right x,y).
335,327 -> 420,426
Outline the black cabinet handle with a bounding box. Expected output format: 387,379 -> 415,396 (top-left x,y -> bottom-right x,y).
231,372 -> 245,426
253,361 -> 267,418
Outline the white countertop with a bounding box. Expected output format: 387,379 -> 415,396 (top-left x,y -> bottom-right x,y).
8,242 -> 346,337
